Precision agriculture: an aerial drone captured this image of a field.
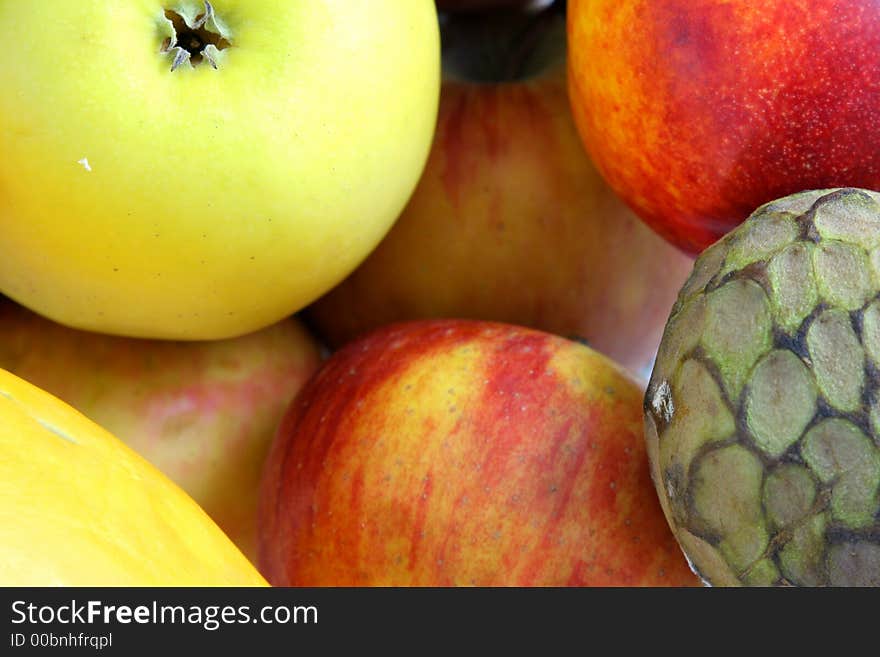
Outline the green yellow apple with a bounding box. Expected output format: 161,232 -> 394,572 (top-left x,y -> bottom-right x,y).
0,298 -> 322,563
305,6 -> 693,376
258,319 -> 700,586
0,0 -> 439,339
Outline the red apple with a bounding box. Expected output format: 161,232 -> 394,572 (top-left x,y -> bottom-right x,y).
258,319 -> 700,586
568,0 -> 880,254
305,6 -> 693,378
0,298 -> 322,563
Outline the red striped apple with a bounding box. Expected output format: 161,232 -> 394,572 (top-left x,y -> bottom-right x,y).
305,5 -> 693,377
258,319 -> 699,586
0,298 -> 322,563
568,0 -> 880,254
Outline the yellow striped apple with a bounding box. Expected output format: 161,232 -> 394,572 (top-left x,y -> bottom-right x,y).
258,319 -> 700,586
305,5 -> 693,377
0,298 -> 322,563
0,0 -> 439,339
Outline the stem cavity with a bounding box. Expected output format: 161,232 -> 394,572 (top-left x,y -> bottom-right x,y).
160,1 -> 231,71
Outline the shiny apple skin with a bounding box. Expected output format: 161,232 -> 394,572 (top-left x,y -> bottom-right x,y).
258,319 -> 700,586
568,0 -> 880,254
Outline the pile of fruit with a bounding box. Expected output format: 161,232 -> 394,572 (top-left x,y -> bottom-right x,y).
1,0 -> 878,587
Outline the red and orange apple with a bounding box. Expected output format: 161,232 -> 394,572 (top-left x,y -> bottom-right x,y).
0,298 -> 322,563
568,0 -> 880,254
306,6 -> 693,377
258,319 -> 700,586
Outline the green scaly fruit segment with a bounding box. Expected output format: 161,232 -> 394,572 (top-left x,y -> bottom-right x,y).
645,187 -> 880,587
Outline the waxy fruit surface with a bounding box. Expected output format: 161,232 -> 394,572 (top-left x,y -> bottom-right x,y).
260,319 -> 699,586
568,0 -> 880,254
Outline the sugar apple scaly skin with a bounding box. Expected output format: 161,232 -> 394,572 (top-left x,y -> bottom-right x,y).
644,187 -> 880,587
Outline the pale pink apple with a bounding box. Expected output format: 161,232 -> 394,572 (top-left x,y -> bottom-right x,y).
306,6 -> 693,378
0,298 -> 322,563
